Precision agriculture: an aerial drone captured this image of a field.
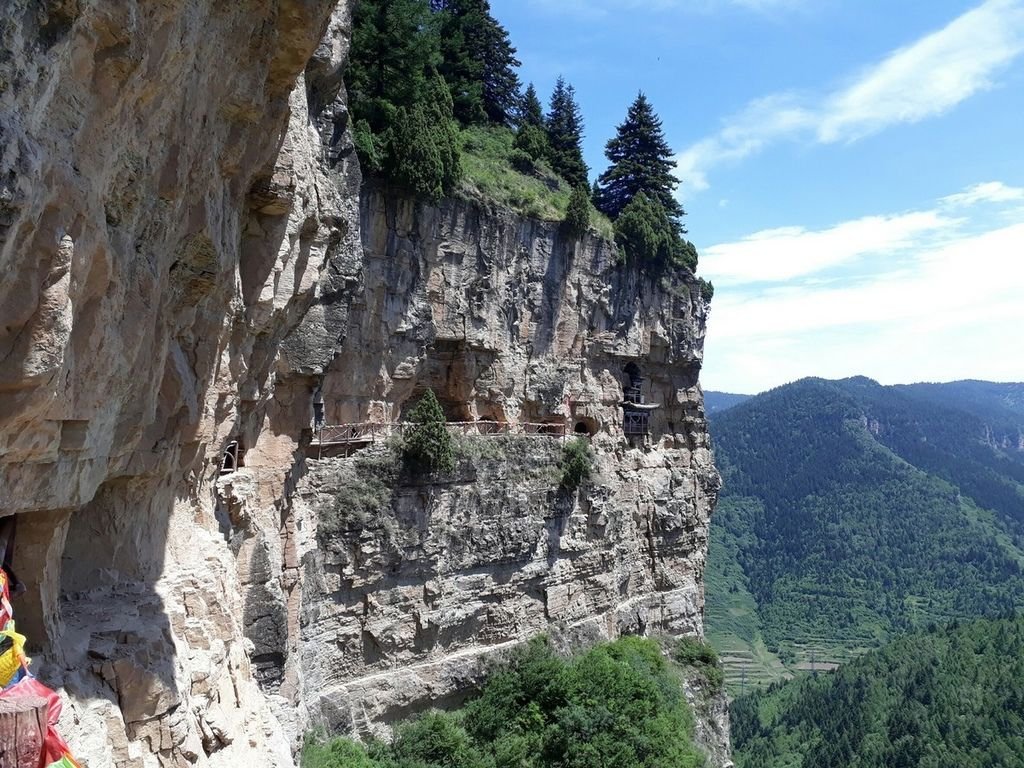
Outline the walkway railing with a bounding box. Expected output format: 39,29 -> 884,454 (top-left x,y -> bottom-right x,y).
313,420 -> 568,457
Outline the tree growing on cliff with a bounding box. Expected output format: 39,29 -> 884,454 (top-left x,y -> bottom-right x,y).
545,77 -> 589,189
519,82 -> 544,127
563,185 -> 591,241
385,76 -> 462,200
614,191 -> 696,271
402,389 -> 456,473
595,92 -> 683,221
347,0 -> 461,199
347,0 -> 438,135
430,0 -> 522,126
559,437 -> 594,490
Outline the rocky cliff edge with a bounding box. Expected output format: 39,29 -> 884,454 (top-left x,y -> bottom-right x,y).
0,3 -> 724,766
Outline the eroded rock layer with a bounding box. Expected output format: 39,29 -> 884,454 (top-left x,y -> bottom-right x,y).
0,2 -> 724,766
280,192 -> 721,757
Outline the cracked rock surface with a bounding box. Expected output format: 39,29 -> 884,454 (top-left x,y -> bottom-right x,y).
0,2 -> 726,765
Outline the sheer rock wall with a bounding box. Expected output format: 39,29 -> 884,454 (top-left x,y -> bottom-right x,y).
285,191 -> 722,759
0,2 -> 725,766
0,2 -> 356,765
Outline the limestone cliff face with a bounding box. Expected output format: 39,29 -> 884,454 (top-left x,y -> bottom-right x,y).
0,2 -> 724,766
0,2 -> 357,765
280,191 -> 722,759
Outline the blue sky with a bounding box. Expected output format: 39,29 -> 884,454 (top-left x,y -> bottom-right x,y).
491,0 -> 1024,393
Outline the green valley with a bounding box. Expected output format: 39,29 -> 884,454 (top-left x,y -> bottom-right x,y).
705,377 -> 1024,693
731,616 -> 1024,768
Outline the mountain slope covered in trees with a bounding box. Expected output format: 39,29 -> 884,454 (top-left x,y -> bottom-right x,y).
703,391 -> 751,414
731,616 -> 1024,768
705,377 -> 1024,691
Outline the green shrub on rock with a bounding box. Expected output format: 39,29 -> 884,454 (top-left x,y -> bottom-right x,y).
384,77 -> 462,201
673,636 -> 725,692
559,437 -> 594,490
402,389 -> 455,474
302,636 -> 707,768
563,185 -> 591,240
614,191 -> 697,272
513,123 -> 549,162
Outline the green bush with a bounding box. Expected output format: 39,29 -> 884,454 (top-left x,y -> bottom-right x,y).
673,636 -> 724,692
392,711 -> 490,768
615,192 -> 698,272
513,123 -> 549,161
508,148 -> 535,173
304,636 -> 706,768
563,185 -> 591,240
699,278 -> 714,303
318,447 -> 399,538
559,437 -> 593,491
384,77 -> 462,201
402,389 -> 455,474
353,119 -> 384,174
302,735 -> 377,768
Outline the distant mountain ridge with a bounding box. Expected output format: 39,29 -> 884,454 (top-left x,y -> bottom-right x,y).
704,390 -> 752,414
705,376 -> 1024,691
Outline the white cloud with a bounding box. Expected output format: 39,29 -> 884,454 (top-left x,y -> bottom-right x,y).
702,210 -> 954,284
676,0 -> 1024,192
700,183 -> 1024,392
940,180 -> 1024,207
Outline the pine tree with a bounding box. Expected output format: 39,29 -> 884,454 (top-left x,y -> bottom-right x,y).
403,389 -> 455,473
347,0 -> 439,134
595,92 -> 683,221
348,1 -> 461,198
384,76 -> 462,201
520,82 -> 544,127
563,185 -> 591,240
614,191 -> 691,268
431,0 -> 522,126
545,77 -> 589,189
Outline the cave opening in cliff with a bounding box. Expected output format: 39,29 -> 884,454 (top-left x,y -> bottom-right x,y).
401,386 -> 472,423
6,509 -> 71,655
220,439 -> 244,474
574,420 -> 596,437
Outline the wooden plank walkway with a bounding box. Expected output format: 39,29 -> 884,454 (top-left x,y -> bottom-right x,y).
311,420 -> 569,458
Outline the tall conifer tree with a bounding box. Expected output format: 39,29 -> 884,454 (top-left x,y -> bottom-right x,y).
347,0 -> 439,132
595,92 -> 683,221
431,0 -> 521,126
545,77 -> 589,189
520,82 -> 544,127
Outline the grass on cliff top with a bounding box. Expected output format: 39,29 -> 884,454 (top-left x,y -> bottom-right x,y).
458,125 -> 614,240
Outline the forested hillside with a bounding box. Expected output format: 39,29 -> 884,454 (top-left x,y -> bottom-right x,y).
731,616 -> 1024,768
703,391 -> 751,414
705,377 -> 1024,691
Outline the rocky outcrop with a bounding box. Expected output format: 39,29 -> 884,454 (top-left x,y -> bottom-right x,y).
0,2 -> 356,765
279,191 -> 722,758
0,2 -> 724,766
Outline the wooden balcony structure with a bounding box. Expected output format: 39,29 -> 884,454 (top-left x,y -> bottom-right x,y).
308,420 -> 569,458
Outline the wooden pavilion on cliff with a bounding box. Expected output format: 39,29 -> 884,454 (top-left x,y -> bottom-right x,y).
621,363 -> 659,437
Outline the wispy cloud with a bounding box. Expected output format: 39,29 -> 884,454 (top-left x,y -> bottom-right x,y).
940,180 -> 1024,207
700,182 -> 1024,392
702,210 -> 956,284
676,0 -> 1024,192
